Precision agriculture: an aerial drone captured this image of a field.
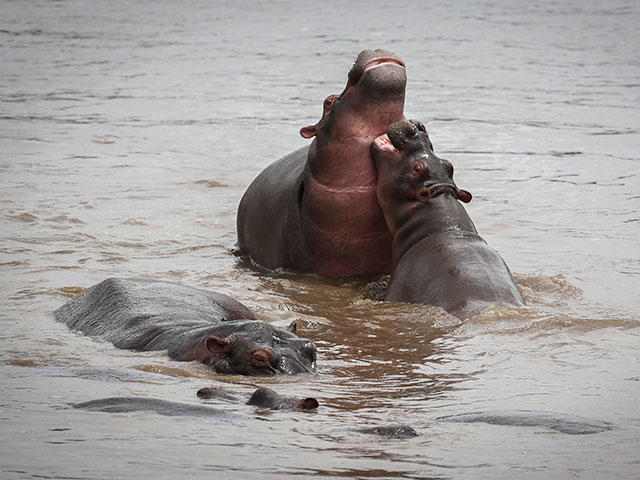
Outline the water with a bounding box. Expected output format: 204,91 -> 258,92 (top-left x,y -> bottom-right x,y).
1,0 -> 639,478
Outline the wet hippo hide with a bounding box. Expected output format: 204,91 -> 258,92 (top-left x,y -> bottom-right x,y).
54,278 -> 317,375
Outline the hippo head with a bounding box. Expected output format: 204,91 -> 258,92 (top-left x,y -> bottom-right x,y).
204,320 -> 317,376
372,120 -> 472,233
300,49 -> 406,142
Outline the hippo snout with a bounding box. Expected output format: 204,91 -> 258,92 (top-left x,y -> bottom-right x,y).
385,119 -> 424,148
276,340 -> 317,375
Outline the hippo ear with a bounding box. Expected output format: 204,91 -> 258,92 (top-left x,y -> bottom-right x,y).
409,119 -> 427,132
205,336 -> 232,354
456,188 -> 472,203
298,397 -> 319,411
287,321 -> 297,334
300,123 -> 319,138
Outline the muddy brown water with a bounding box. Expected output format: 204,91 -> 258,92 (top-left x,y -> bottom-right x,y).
1,0 -> 639,478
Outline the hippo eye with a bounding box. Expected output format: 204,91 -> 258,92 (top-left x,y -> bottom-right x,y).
250,349 -> 275,370
323,95 -> 338,112
410,161 -> 426,177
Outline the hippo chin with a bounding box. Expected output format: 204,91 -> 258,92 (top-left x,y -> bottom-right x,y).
54,278 -> 317,375
372,120 -> 525,320
237,49 -> 407,278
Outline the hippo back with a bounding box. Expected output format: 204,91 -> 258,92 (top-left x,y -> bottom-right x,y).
386,231 -> 523,320
54,278 -> 257,351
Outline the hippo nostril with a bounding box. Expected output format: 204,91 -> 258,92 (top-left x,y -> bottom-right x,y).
441,158 -> 454,177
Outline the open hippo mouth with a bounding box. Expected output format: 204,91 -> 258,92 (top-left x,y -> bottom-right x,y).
352,57 -> 405,83
344,50 -> 406,93
373,133 -> 399,154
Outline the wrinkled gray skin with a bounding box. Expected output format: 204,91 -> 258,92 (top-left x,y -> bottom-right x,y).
197,386 -> 319,411
372,120 -> 525,320
54,278 -> 316,375
237,49 -> 406,278
439,411 -> 612,435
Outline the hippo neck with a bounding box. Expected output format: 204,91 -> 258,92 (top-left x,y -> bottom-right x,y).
391,195 -> 478,267
310,100 -> 405,185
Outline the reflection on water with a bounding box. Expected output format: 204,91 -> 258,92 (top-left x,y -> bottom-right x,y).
1,0 -> 639,478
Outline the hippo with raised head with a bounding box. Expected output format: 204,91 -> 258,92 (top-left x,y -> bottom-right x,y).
371,120 -> 525,319
54,278 -> 317,375
237,49 -> 407,278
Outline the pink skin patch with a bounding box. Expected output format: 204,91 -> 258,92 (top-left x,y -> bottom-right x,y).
345,57 -> 406,91
363,57 -> 405,73
374,134 -> 399,154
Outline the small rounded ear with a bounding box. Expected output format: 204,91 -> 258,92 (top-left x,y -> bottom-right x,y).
409,119 -> 427,132
456,188 -> 472,203
297,398 -> 319,411
196,387 -> 216,399
250,349 -> 274,369
300,123 -> 318,138
206,336 -> 232,354
287,321 -> 297,334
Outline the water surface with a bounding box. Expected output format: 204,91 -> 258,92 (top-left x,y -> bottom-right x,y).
1,0 -> 639,478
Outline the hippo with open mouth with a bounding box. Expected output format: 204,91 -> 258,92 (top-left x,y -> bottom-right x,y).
237,49 -> 407,278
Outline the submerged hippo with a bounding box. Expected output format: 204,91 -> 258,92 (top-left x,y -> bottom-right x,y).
237,49 -> 407,278
372,120 -> 525,319
74,386 -> 319,417
439,411 -> 612,435
197,385 -> 319,411
54,278 -> 317,375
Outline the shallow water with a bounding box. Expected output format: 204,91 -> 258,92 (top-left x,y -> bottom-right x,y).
1,0 -> 639,478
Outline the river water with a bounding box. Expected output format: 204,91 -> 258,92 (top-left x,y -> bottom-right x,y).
1,0 -> 639,478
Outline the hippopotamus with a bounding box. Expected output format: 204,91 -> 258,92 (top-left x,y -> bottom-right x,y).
371,120 -> 525,319
439,411 -> 612,435
74,397 -> 240,418
197,386 -> 319,411
237,49 -> 407,278
54,278 -> 317,375
74,386 -> 319,417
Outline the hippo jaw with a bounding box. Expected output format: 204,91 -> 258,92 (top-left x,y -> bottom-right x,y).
301,49 -> 407,142
339,50 -> 406,122
345,50 -> 406,97
204,321 -> 317,376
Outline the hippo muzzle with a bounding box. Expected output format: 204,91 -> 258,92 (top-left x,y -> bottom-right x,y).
205,321 -> 317,376
373,119 -> 472,208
